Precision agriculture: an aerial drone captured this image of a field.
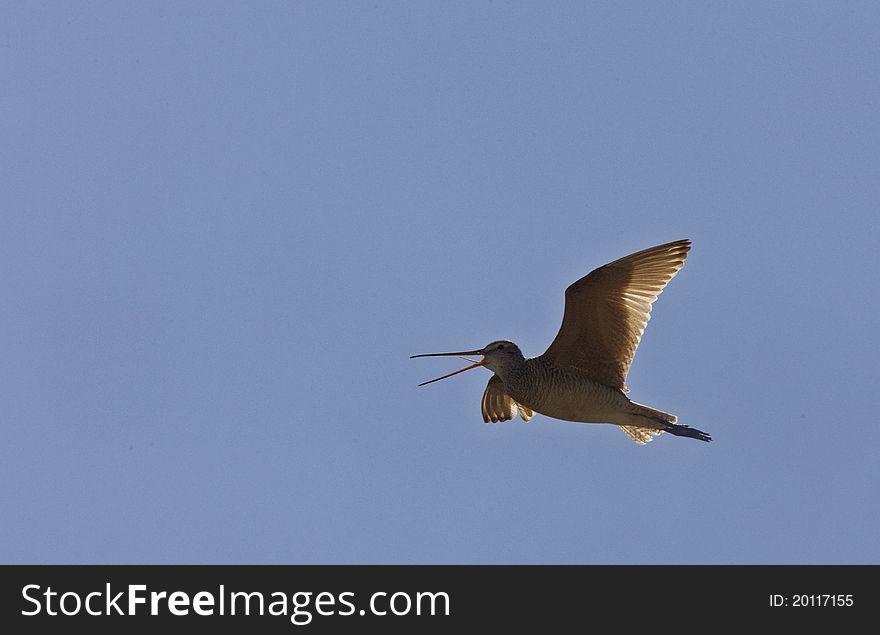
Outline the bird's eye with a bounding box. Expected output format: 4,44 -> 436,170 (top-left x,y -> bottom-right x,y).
498,344 -> 505,350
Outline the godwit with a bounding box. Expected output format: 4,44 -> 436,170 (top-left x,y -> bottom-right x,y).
411,239 -> 710,444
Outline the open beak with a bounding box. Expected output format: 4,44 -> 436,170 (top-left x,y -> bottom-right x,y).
410,348 -> 485,386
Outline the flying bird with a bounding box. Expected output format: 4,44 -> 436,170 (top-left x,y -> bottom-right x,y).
411,239 -> 710,444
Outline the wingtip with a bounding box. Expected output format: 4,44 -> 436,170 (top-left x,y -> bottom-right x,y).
672,238 -> 692,251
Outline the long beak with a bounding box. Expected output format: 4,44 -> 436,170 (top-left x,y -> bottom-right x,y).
410,348 -> 485,387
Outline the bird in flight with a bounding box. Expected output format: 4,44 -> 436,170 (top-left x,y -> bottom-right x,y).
411,239 -> 710,444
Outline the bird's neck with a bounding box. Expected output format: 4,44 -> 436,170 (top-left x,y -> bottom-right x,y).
493,356 -> 529,385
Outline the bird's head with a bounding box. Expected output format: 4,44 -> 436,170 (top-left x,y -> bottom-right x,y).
479,340 -> 524,373
410,340 -> 524,386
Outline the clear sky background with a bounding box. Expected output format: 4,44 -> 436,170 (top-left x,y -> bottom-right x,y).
2,2 -> 878,564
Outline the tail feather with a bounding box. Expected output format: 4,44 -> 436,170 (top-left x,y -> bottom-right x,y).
628,401 -> 678,425
624,401 -> 711,443
665,424 -> 712,442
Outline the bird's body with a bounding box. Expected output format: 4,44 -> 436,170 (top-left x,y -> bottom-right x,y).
482,353 -> 692,444
505,356 -> 643,424
412,239 -> 711,444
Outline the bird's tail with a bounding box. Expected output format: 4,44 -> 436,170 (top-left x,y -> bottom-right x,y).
624,402 -> 712,443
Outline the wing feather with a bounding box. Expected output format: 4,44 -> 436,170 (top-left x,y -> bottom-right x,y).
481,375 -> 534,423
541,239 -> 691,391
620,426 -> 664,444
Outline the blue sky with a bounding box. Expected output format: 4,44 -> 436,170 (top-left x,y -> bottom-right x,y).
2,2 -> 878,563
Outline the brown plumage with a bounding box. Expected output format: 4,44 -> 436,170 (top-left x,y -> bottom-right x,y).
543,239 -> 691,393
411,239 -> 710,444
481,375 -> 534,424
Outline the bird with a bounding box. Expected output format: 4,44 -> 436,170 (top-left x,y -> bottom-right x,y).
411,239 -> 710,444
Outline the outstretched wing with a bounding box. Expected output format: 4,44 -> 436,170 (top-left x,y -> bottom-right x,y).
542,239 -> 691,392
481,375 -> 534,423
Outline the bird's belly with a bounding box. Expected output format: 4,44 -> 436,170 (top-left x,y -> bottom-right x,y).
517,379 -> 629,424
